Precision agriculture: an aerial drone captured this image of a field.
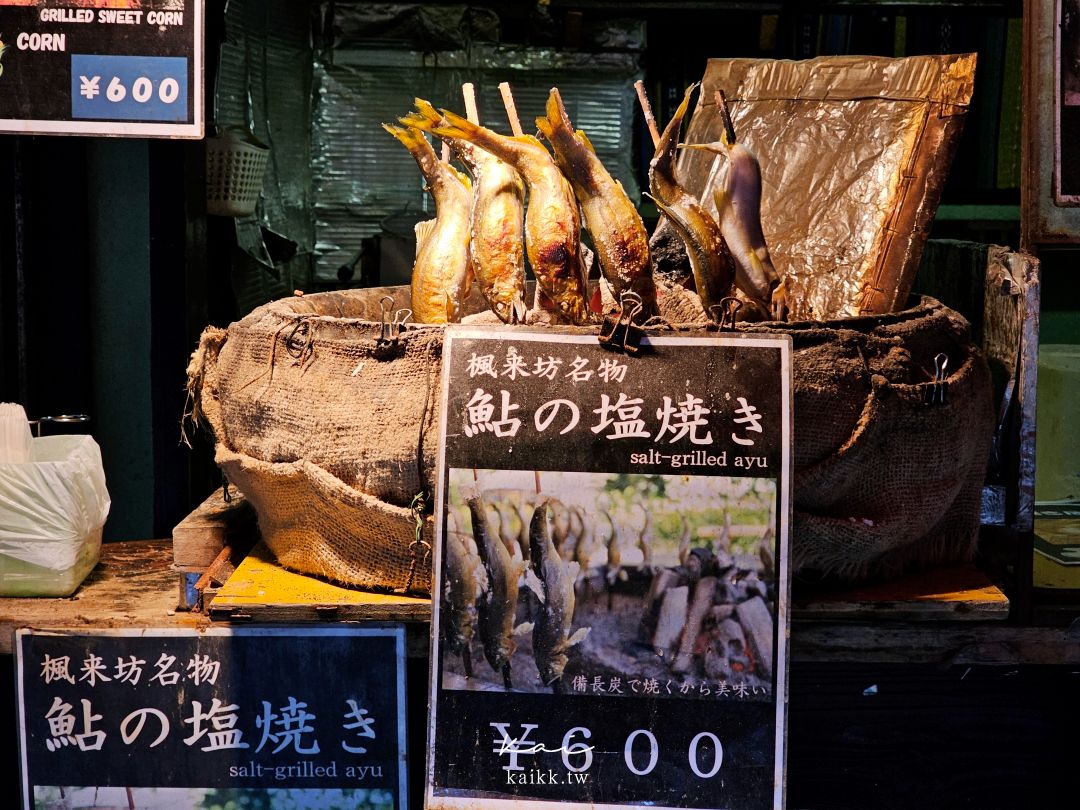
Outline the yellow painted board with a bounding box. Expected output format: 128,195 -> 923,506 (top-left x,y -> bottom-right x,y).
209,541 -> 431,622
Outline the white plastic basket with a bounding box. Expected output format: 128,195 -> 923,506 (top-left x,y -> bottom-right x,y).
206,132 -> 269,217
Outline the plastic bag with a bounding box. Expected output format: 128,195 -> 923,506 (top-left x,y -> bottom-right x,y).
0,435 -> 111,597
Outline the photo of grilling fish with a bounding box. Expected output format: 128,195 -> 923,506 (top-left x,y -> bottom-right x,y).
385,81 -> 793,328
439,470 -> 779,697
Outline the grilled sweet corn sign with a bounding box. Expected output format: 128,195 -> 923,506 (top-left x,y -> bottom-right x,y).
0,1 -> 202,137
428,327 -> 792,810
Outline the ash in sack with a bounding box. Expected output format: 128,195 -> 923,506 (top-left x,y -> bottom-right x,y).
440,470 -> 778,698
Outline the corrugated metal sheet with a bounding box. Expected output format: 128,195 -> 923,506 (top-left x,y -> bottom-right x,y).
311,45 -> 642,282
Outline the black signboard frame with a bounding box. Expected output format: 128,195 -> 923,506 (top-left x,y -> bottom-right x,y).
15,625 -> 408,810
0,1 -> 204,138
426,327 -> 792,810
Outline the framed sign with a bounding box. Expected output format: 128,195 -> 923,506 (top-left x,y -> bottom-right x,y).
1023,0 -> 1080,243
427,328 -> 792,810
1055,0 -> 1080,204
0,0 -> 203,138
16,626 -> 407,810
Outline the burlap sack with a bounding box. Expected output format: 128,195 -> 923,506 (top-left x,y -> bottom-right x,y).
187,290 -> 440,594
742,295 -> 994,580
187,289 -> 992,591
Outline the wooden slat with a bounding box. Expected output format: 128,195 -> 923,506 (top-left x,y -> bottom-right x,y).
0,541 -> 208,656
208,541 -> 430,623
171,486 -> 255,573
794,562 -> 1010,621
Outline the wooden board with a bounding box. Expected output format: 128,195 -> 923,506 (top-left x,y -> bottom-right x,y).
795,562 -> 1010,621
0,541 -> 208,656
208,541 -> 430,623
171,486 -> 255,573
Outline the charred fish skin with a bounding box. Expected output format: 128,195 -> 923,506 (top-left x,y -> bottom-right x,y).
647,85 -> 736,318
383,123 -> 473,324
403,100 -> 528,324
418,108 -> 591,325
529,500 -> 582,687
536,88 -> 657,320
683,117 -> 786,321
467,495 -> 522,686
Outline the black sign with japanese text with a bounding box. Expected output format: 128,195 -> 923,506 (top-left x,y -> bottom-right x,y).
427,328 -> 792,810
0,1 -> 203,137
16,626 -> 407,809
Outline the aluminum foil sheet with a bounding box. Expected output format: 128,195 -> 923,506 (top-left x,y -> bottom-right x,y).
678,54 -> 976,320
311,45 -> 642,283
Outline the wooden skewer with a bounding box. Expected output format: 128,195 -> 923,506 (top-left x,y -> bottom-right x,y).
462,82 -> 480,125
498,81 -> 524,137
534,470 -> 542,495
634,79 -> 661,149
441,140 -> 450,163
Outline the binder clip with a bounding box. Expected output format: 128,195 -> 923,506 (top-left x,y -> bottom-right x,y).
598,291 -> 644,356
708,296 -> 742,331
376,296 -> 411,358
923,352 -> 949,405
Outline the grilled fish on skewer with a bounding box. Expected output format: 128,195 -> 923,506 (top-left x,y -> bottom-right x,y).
443,532 -> 482,678
402,99 -> 527,324
416,106 -> 591,324
527,501 -> 589,689
383,123 -> 473,323
467,495 -> 526,689
536,88 -> 656,320
681,90 -> 787,320
647,84 -> 736,319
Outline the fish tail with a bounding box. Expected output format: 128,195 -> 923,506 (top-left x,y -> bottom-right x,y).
431,107 -> 483,142
383,123 -> 437,169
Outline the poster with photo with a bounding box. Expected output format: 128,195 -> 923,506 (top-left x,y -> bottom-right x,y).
0,0 -> 202,137
427,327 -> 792,810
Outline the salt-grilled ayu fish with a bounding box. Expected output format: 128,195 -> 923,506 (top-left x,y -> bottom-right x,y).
443,532 -> 483,678
467,495 -> 526,688
419,108 -> 590,324
682,92 -> 787,320
526,501 -> 589,688
383,123 -> 473,323
648,85 -> 736,319
403,100 -> 527,324
536,88 -> 656,320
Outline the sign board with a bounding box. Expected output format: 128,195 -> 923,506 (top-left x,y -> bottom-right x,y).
1056,0 -> 1080,204
0,0 -> 203,138
427,328 -> 792,810
16,626 -> 407,809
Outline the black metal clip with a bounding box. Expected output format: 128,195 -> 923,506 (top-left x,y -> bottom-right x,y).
924,352 -> 949,405
598,291 -> 645,356
708,296 -> 743,331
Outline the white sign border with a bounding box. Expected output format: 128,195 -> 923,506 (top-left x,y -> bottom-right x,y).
425,327 -> 793,810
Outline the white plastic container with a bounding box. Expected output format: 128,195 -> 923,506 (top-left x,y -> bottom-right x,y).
0,435 -> 111,597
